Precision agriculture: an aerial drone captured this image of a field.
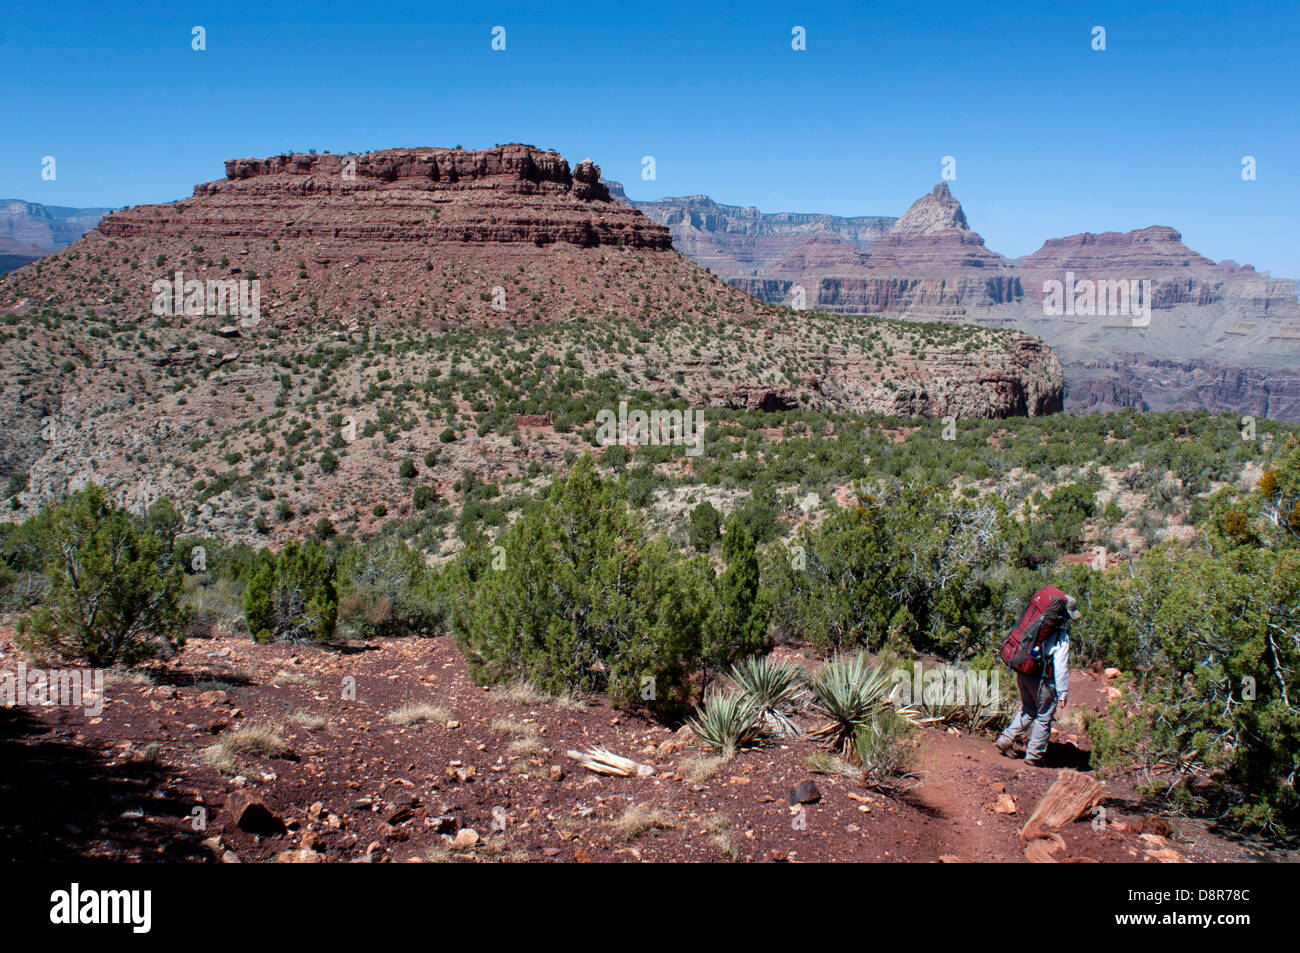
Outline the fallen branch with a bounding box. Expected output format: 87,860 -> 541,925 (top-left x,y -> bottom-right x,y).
565,746 -> 654,778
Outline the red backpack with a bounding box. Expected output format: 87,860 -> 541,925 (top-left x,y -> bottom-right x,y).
999,585 -> 1069,676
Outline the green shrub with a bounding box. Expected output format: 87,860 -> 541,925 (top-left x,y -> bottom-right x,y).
17,486 -> 188,666
766,480 -> 1011,656
412,485 -> 438,511
337,536 -> 441,639
0,512 -> 53,611
1028,483 -> 1096,559
144,497 -> 182,550
686,500 -> 722,553
733,483 -> 781,544
1082,446 -> 1300,833
441,456 -> 709,719
700,517 -> 770,694
1088,542 -> 1300,834
243,539 -> 337,643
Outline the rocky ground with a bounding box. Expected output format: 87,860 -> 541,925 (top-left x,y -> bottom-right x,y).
0,625 -> 1278,864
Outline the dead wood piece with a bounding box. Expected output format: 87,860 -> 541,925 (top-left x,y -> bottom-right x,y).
565,747 -> 654,777
1024,832 -> 1066,863
1020,769 -> 1104,842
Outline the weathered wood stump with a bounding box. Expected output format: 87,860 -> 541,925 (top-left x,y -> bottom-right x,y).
1020,769 -> 1104,862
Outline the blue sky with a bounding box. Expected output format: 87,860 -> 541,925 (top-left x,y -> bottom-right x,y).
3,1 -> 1297,276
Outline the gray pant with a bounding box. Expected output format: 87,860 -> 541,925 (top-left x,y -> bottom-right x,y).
997,671 -> 1057,761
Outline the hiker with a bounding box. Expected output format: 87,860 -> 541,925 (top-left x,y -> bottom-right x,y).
995,592 -> 1080,766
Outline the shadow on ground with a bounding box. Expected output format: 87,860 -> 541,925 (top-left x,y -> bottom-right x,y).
0,706 -> 206,862
1042,740 -> 1092,771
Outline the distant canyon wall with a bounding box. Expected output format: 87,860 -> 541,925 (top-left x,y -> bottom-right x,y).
619,182 -> 1300,421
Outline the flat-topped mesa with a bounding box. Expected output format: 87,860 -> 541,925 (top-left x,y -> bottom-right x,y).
218,145 -> 612,200
96,144 -> 669,252
1022,225 -> 1216,273
44,144 -> 761,328
1019,224 -> 1298,309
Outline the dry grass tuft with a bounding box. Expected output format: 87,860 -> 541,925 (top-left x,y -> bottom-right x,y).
488,679 -> 586,710
289,710 -> 327,730
507,735 -> 544,757
679,754 -> 728,784
201,742 -> 241,776
490,717 -> 534,736
806,751 -> 858,777
104,669 -> 154,689
701,813 -> 738,860
491,717 -> 543,756
611,804 -> 677,840
387,703 -> 450,726
272,671 -> 316,687
488,679 -> 549,706
220,723 -> 294,759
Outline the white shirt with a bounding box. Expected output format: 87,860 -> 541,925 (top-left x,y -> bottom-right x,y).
1043,626 -> 1071,702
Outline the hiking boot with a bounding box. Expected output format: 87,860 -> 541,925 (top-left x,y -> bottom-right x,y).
994,737 -> 1016,758
1023,757 -> 1044,767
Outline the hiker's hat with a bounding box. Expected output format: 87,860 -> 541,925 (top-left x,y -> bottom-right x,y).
1065,595 -> 1081,620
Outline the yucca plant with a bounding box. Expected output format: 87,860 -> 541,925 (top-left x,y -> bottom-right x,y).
729,655 -> 806,739
685,690 -> 766,757
808,653 -> 909,757
915,676 -> 1017,732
